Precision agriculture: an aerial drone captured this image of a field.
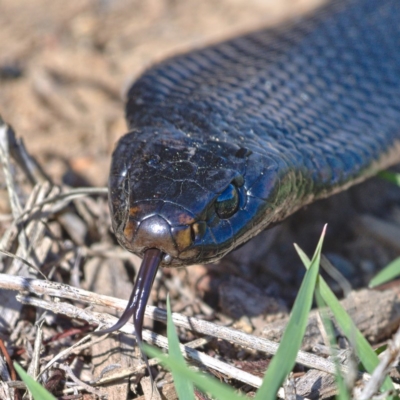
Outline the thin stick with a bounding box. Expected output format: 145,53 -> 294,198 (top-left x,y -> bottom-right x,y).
0,339 -> 20,400
358,325 -> 400,399
17,294 -> 265,390
14,187 -> 108,225
56,363 -> 105,398
0,273 -> 349,376
0,339 -> 17,382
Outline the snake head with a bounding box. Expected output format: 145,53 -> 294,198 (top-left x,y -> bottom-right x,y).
108,127 -> 285,267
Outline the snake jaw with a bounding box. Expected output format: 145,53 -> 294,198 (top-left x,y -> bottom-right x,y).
119,211 -> 203,265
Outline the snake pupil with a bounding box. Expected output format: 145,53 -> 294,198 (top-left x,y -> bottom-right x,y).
215,183 -> 239,219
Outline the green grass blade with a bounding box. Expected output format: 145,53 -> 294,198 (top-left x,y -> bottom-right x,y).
377,171 -> 400,186
14,362 -> 56,400
295,247 -> 394,392
143,344 -> 245,400
254,225 -> 326,400
166,295 -> 195,400
314,289 -> 350,400
369,257 -> 400,288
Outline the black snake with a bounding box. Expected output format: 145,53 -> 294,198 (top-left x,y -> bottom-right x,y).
97,0 -> 400,345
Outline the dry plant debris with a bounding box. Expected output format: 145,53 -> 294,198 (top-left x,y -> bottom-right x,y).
1,1 -> 400,399
0,113 -> 400,400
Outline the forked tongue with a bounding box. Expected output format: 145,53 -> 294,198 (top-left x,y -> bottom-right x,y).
95,248 -> 163,381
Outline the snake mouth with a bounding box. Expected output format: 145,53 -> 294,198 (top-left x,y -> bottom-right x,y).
119,211 -> 206,266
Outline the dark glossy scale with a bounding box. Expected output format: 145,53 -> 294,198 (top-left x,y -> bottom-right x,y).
101,0 -> 400,344
110,0 -> 400,267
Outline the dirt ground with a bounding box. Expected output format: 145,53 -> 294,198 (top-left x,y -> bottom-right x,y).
0,0 -> 324,188
1,0 -> 400,399
1,0 -> 399,281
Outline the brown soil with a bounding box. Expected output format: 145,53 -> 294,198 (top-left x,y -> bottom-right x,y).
1,0 -> 400,399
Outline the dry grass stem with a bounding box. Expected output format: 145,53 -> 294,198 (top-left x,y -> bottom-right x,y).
0,272 -> 345,377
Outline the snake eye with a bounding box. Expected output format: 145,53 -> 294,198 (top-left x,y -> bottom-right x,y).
215,183 -> 239,219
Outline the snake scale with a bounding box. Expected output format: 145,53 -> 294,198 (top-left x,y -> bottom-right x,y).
98,0 -> 400,344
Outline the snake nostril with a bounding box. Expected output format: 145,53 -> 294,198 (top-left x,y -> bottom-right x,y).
191,221 -> 207,242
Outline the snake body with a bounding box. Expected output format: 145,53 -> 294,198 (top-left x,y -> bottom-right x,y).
103,0 -> 400,340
